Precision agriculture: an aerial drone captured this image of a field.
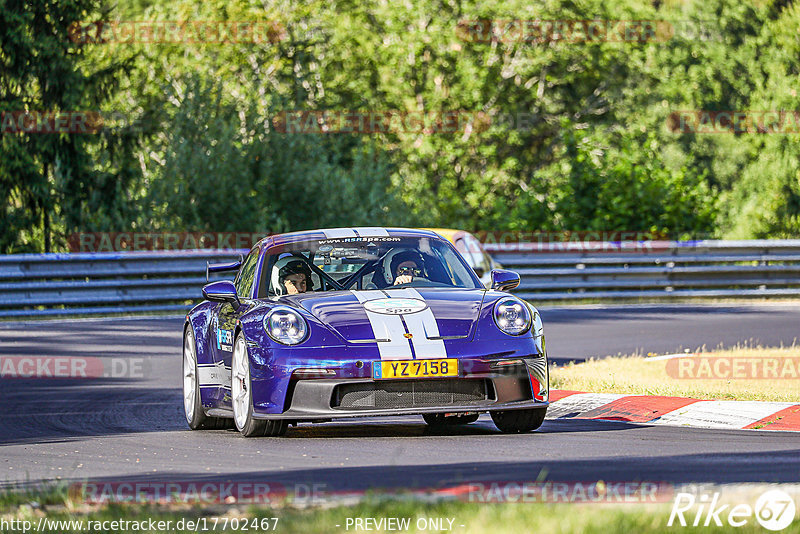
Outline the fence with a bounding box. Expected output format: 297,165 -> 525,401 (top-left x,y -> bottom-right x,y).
0,250 -> 242,318
485,239 -> 800,301
1,240 -> 799,317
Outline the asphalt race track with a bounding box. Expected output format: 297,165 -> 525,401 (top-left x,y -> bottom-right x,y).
1,303 -> 799,492
541,303 -> 800,365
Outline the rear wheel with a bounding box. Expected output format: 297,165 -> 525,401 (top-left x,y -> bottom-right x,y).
491,407 -> 547,433
183,327 -> 230,430
423,413 -> 480,426
232,333 -> 287,437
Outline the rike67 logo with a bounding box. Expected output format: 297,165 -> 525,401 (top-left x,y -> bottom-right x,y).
668,489 -> 796,530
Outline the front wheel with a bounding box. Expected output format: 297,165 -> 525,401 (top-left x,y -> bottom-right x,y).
231,333 -> 287,437
491,407 -> 547,433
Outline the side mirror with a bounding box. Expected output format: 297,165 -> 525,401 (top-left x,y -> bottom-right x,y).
491,269 -> 520,292
202,280 -> 241,309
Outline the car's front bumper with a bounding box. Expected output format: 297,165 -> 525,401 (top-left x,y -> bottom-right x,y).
252,359 -> 548,420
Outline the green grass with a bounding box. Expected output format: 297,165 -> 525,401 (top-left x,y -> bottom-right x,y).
551,345 -> 800,402
2,487 -> 799,533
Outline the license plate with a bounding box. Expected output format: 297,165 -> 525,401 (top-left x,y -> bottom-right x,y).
372,359 -> 458,380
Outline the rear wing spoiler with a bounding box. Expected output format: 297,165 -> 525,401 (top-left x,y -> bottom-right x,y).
206,255 -> 243,282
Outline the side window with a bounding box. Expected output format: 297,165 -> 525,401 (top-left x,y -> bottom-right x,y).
437,245 -> 472,287
453,238 -> 473,269
234,249 -> 259,298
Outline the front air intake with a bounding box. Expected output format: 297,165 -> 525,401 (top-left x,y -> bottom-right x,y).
332,379 -> 492,410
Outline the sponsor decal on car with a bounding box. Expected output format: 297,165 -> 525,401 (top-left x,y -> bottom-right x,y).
216,328 -> 233,352
197,361 -> 232,389
352,289 -> 447,361
363,298 -> 427,315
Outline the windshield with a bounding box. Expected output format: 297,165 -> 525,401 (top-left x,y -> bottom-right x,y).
258,236 -> 483,297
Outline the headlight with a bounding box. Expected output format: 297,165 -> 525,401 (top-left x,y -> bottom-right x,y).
493,297 -> 532,336
263,307 -> 308,345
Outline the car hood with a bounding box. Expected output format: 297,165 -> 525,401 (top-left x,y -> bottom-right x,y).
276,288 -> 485,343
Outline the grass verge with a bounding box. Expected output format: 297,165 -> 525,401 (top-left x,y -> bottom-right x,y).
550,346 -> 800,402
3,492 -> 799,534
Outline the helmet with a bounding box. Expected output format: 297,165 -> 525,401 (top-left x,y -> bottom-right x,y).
278,260 -> 312,287
271,256 -> 313,295
387,249 -> 426,280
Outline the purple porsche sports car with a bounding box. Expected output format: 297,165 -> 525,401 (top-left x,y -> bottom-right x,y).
183,228 -> 549,437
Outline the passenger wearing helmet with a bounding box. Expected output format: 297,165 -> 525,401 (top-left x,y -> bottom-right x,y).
279,260 -> 313,294
390,250 -> 426,286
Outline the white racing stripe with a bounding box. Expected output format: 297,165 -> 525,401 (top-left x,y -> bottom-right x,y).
197,361 -> 232,389
352,290 -> 412,360
353,227 -> 390,237
321,228 -> 358,238
387,288 -> 447,359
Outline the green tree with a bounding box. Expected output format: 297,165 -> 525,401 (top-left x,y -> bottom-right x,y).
0,0 -> 139,252
5,0 -> 800,250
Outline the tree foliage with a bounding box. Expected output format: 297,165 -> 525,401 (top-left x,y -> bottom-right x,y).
2,0 -> 799,252
0,0 -> 139,252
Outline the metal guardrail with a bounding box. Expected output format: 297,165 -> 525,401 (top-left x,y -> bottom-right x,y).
0,250 -> 247,318
485,239 -> 800,301
1,240 -> 799,317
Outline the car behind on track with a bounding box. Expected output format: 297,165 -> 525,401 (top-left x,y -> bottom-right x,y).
424,228 -> 501,287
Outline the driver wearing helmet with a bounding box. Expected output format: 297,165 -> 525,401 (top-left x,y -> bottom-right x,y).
390,250 -> 426,286
278,260 -> 313,294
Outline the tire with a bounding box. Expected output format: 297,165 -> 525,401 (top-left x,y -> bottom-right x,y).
232,332 -> 287,437
423,413 -> 480,426
183,327 -> 231,430
490,407 -> 547,433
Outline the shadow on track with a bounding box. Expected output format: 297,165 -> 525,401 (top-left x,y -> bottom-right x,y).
18,445 -> 800,492
0,380 -> 184,446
